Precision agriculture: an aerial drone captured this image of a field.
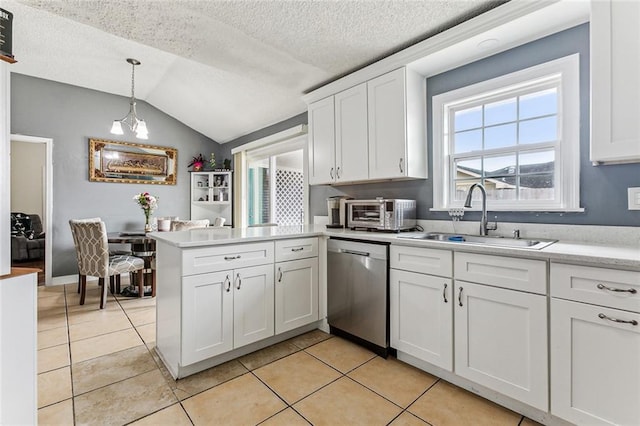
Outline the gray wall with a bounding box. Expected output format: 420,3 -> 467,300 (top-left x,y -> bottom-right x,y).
11,74 -> 221,276
310,23 -> 640,227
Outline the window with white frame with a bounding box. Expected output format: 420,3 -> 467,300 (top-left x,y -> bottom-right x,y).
432,54 -> 581,212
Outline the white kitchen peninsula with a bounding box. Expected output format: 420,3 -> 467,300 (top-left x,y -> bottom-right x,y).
150,225 -> 325,379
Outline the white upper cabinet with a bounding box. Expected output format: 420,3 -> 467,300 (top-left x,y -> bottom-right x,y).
308,67 -> 427,185
335,83 -> 369,182
308,96 -> 335,185
368,68 -> 426,180
590,0 -> 640,163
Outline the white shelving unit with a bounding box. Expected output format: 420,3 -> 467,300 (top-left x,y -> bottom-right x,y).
190,171 -> 233,226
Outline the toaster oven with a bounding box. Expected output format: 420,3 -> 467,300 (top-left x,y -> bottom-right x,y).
346,199 -> 416,231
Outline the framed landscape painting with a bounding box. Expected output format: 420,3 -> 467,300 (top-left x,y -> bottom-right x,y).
89,138 -> 177,185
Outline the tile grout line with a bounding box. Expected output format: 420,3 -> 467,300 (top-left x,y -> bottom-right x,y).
64,283 -> 77,426
249,358 -> 344,426
115,290 -> 220,425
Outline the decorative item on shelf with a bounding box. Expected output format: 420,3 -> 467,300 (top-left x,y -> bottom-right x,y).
209,153 -> 216,170
110,58 -> 149,139
223,158 -> 231,170
133,192 -> 158,232
188,153 -> 205,171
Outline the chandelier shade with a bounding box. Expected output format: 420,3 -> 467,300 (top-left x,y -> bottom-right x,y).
111,58 -> 149,139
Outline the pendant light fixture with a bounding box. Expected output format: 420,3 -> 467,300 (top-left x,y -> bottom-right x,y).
110,58 -> 149,139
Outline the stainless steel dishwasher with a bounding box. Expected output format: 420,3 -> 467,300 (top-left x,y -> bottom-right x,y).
327,238 -> 389,357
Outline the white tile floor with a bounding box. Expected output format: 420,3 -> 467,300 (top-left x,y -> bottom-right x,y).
37,282 -> 541,425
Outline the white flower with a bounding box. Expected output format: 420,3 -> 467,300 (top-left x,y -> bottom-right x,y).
134,192 -> 158,212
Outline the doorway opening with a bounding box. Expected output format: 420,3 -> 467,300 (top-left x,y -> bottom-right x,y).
247,148 -> 305,226
10,135 -> 53,285
231,126 -> 308,228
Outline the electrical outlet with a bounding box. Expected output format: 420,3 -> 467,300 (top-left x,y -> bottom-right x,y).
628,187 -> 640,210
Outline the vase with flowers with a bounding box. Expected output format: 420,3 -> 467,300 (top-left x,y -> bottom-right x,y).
189,153 -> 206,172
133,192 -> 158,232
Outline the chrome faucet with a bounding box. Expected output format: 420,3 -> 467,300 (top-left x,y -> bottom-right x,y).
464,183 -> 497,236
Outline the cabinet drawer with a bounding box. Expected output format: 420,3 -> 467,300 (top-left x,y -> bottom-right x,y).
454,252 -> 547,295
182,242 -> 274,276
391,245 -> 452,277
275,238 -> 318,262
551,263 -> 640,312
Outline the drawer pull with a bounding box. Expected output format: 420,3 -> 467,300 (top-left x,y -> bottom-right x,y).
598,313 -> 638,326
277,267 -> 283,282
443,283 -> 448,303
235,273 -> 242,290
224,255 -> 241,261
597,283 -> 637,294
458,286 -> 463,307
224,275 -> 231,293
290,247 -> 304,252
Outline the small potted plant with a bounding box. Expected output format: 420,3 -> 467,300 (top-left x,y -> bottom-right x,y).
188,153 -> 205,171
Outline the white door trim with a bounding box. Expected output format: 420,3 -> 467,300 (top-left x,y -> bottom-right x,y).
10,134 -> 53,286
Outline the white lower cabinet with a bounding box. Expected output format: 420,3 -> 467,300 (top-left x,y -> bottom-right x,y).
232,264 -> 275,348
454,281 -> 548,411
182,264 -> 274,365
550,298 -> 640,425
550,262 -> 640,425
182,271 -> 233,365
275,257 -> 319,334
390,246 -> 549,413
390,268 -> 453,370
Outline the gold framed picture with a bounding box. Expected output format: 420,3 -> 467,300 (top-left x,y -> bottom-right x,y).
89,138 -> 177,185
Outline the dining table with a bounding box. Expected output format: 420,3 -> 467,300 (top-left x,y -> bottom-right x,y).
107,231 -> 156,297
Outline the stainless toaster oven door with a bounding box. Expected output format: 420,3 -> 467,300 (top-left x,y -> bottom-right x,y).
348,203 -> 383,228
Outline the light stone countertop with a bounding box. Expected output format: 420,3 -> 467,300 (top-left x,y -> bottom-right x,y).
149,225 -> 640,270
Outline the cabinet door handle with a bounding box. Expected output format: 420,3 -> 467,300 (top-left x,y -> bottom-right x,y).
277,267 -> 283,282
330,167 -> 334,179
291,247 -> 304,252
224,275 -> 231,293
235,273 -> 241,290
458,286 -> 463,307
443,283 -> 448,303
340,249 -> 369,257
224,255 -> 241,261
597,283 -> 637,294
336,166 -> 341,179
399,158 -> 404,174
598,313 -> 638,326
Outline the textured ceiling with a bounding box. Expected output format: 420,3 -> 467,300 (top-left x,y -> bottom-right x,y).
8,0 -> 504,143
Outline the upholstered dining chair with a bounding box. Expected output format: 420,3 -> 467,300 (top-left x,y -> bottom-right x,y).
169,219 -> 210,231
70,218 -> 131,294
70,220 -> 145,309
69,217 -> 101,294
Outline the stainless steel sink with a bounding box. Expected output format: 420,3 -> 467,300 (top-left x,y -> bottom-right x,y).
398,232 -> 556,250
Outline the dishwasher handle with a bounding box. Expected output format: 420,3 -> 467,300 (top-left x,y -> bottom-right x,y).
340,248 -> 370,257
